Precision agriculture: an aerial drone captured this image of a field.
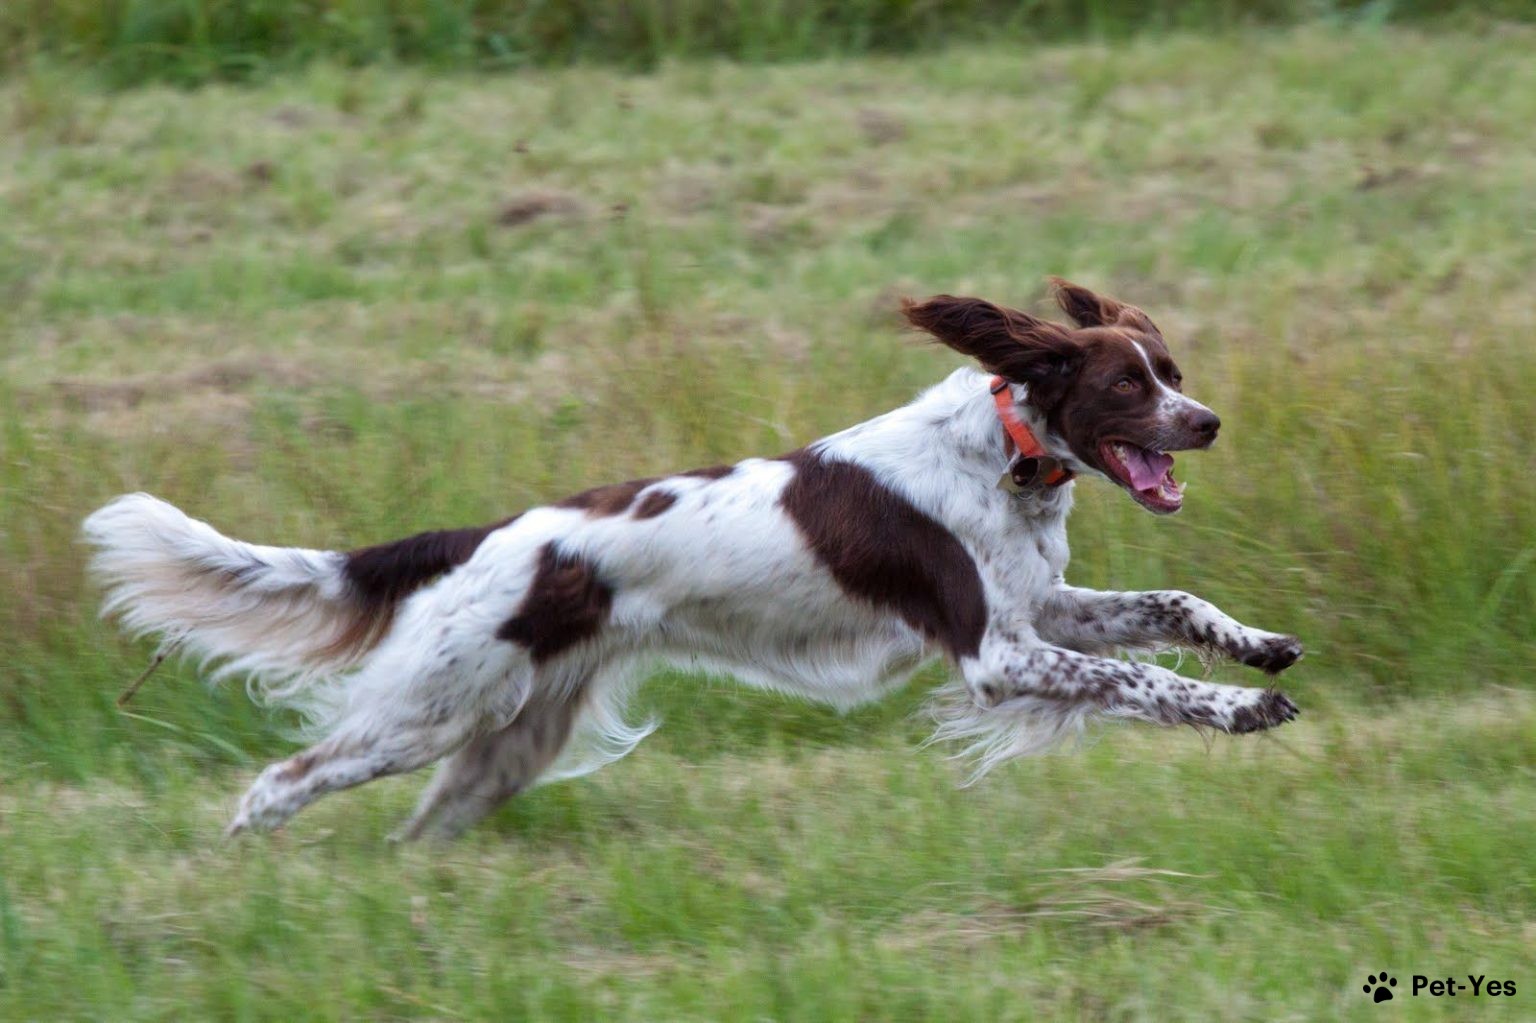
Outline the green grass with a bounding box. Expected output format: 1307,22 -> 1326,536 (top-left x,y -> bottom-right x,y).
3,0 -> 1536,86
2,25 -> 1535,1019
2,694 -> 1533,1019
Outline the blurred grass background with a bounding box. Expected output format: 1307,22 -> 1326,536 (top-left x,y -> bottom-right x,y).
4,0 -> 1536,85
1,10 -> 1534,1021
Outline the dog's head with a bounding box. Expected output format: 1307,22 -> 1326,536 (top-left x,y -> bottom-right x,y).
902,279 -> 1219,514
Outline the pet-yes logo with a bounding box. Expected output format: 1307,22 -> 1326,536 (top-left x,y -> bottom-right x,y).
1362,970 -> 1517,1003
1363,973 -> 1397,1002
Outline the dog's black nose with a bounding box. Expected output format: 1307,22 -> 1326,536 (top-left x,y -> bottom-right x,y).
1189,409 -> 1221,440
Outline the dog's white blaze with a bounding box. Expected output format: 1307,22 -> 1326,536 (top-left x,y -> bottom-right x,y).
1133,339 -> 1212,426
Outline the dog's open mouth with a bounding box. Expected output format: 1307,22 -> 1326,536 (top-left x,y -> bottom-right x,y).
1100,440 -> 1184,513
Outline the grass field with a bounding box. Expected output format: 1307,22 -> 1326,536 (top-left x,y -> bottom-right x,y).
6,0 -> 1535,86
2,24 -> 1535,1020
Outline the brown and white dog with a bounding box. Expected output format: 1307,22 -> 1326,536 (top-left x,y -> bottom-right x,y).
83,279 -> 1301,839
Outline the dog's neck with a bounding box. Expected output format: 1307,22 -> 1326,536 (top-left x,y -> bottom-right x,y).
812,368 -> 1075,523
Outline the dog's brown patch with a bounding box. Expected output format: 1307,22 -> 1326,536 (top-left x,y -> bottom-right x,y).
497,544 -> 614,663
632,490 -> 678,519
779,450 -> 986,659
330,517 -> 517,660
557,478 -> 657,517
679,465 -> 735,481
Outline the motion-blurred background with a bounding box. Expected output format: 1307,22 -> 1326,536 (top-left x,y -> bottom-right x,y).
2,3 -> 1533,1019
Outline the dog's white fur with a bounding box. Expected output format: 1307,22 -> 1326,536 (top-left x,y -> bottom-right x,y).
85,367 -> 1298,838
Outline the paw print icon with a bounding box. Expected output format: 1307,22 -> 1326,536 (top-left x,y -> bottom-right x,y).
1363,972 -> 1398,1002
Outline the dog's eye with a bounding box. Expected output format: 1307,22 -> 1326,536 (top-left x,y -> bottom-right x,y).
1113,377 -> 1137,393
1170,372 -> 1183,390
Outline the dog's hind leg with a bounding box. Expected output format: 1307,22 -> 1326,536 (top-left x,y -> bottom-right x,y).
392,693 -> 581,841
395,656 -> 657,840
226,629 -> 530,836
228,714 -> 477,836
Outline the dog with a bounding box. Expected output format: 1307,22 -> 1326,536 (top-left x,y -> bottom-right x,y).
83,278 -> 1301,839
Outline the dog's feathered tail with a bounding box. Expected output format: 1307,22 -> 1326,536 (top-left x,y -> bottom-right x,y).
82,493 -> 506,709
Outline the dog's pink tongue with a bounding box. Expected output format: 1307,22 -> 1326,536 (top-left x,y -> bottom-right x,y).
1123,446 -> 1173,490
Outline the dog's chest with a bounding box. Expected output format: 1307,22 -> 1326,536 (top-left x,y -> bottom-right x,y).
1029,521 -> 1071,582
967,494 -> 1072,608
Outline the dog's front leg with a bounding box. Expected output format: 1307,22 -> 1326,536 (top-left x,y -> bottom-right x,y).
1037,586 -> 1303,674
960,634 -> 1298,734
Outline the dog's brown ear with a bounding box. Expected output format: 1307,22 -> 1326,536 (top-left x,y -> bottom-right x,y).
902,295 -> 1080,406
1048,277 -> 1160,334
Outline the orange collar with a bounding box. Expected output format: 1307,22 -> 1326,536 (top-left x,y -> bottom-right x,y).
990,376 -> 1074,489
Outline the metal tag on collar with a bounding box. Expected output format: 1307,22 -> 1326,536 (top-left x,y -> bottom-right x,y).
998,455 -> 1061,494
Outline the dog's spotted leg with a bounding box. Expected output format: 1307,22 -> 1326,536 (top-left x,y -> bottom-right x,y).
391,695 -> 580,842
226,655 -> 524,835
1037,586 -> 1303,674
227,711 -> 485,836
961,637 -> 1299,735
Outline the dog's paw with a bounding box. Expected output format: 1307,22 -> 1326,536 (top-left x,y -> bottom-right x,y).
1239,634 -> 1304,675
1225,688 -> 1299,734
225,763 -> 298,836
